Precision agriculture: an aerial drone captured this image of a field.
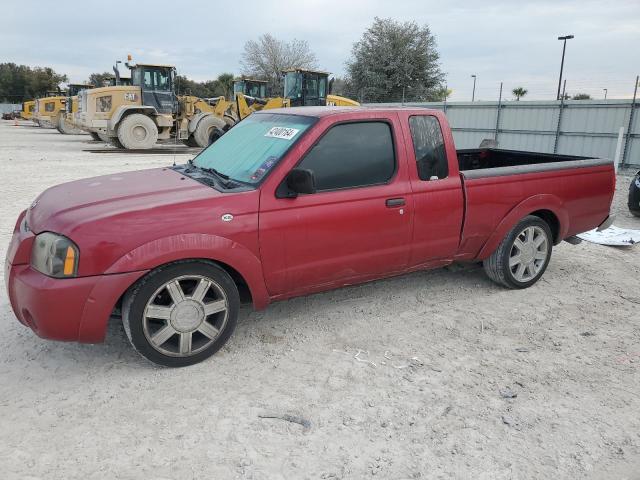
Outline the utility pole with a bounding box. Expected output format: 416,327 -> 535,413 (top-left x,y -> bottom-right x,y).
471,74 -> 477,102
556,35 -> 574,100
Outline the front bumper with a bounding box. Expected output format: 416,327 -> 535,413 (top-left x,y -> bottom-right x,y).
6,263 -> 146,343
5,217 -> 147,343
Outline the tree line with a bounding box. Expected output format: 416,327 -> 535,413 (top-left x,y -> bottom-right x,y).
0,63 -> 68,103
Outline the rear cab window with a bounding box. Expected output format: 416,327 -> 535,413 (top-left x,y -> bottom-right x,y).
408,115 -> 448,180
298,121 -> 396,191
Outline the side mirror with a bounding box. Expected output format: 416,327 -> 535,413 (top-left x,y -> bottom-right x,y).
280,168 -> 316,197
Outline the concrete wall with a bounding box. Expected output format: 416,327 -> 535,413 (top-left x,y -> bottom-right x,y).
0,103 -> 21,114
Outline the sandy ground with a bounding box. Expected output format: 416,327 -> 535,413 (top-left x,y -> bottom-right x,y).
0,120 -> 639,480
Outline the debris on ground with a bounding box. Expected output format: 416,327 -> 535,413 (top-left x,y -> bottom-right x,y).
258,413 -> 312,432
577,226 -> 640,246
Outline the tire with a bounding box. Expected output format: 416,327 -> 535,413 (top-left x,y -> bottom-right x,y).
57,114 -> 82,135
122,260 -> 239,367
89,132 -> 101,141
56,113 -> 65,134
483,215 -> 553,289
208,127 -> 226,145
110,137 -> 125,149
117,113 -> 158,150
182,135 -> 199,147
97,132 -> 111,143
193,115 -> 226,148
628,172 -> 640,217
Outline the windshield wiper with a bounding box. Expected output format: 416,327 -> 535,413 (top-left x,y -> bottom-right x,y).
198,165 -> 237,189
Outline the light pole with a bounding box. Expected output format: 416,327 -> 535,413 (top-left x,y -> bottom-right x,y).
603,88 -> 608,100
471,74 -> 477,102
556,35 -> 574,100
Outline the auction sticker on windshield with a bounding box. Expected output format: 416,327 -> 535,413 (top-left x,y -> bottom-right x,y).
264,127 -> 300,140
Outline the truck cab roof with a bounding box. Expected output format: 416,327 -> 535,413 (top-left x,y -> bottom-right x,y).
255,105 -> 439,118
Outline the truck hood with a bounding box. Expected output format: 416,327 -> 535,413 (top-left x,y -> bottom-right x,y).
28,167 -> 218,234
26,167 -> 259,276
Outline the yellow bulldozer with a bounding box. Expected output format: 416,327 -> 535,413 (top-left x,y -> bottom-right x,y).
76,59 -> 233,149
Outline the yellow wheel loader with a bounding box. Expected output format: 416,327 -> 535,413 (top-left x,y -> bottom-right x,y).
76,59 -> 235,149
57,84 -> 94,135
21,100 -> 35,121
33,95 -> 66,128
234,69 -> 359,121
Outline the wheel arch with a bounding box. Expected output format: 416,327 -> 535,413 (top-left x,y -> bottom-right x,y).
109,105 -> 157,131
104,233 -> 270,311
476,194 -> 568,260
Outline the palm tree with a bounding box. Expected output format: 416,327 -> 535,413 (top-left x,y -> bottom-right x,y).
512,87 -> 528,101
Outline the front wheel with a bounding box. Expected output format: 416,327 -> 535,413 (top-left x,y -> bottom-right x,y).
117,113 -> 158,149
122,261 -> 239,367
483,215 -> 553,289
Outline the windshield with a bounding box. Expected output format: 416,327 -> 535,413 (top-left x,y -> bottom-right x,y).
233,81 -> 245,95
193,113 -> 316,184
284,72 -> 302,99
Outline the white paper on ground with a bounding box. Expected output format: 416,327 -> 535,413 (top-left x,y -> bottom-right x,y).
577,226 -> 640,246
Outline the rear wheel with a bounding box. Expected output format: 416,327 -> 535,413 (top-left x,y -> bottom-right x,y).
122,260 -> 239,367
483,215 -> 552,289
117,113 -> 158,150
193,115 -> 226,147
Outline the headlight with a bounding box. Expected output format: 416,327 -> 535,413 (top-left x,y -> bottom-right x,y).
31,232 -> 79,278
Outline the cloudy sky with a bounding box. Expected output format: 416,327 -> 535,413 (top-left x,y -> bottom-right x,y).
3,0 -> 639,100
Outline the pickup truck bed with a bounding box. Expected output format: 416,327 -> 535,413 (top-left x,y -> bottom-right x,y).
451,148 -> 614,261
457,147 -> 604,173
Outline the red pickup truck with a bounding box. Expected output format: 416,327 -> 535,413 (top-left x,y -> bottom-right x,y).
5,106 -> 615,367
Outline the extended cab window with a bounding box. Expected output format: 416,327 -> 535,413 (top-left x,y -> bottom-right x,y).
299,122 -> 395,191
409,115 -> 448,180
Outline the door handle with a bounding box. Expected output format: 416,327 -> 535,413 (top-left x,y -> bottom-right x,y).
385,198 -> 405,207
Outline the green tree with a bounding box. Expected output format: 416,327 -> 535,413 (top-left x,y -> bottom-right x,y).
0,63 -> 67,102
512,87 -> 528,101
572,93 -> 591,100
346,17 -> 445,103
175,73 -> 235,100
87,72 -> 115,87
433,86 -> 453,101
213,73 -> 234,99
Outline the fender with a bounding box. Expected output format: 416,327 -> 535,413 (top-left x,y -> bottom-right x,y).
188,112 -> 211,134
104,233 -> 270,310
108,105 -> 158,131
476,194 -> 569,260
